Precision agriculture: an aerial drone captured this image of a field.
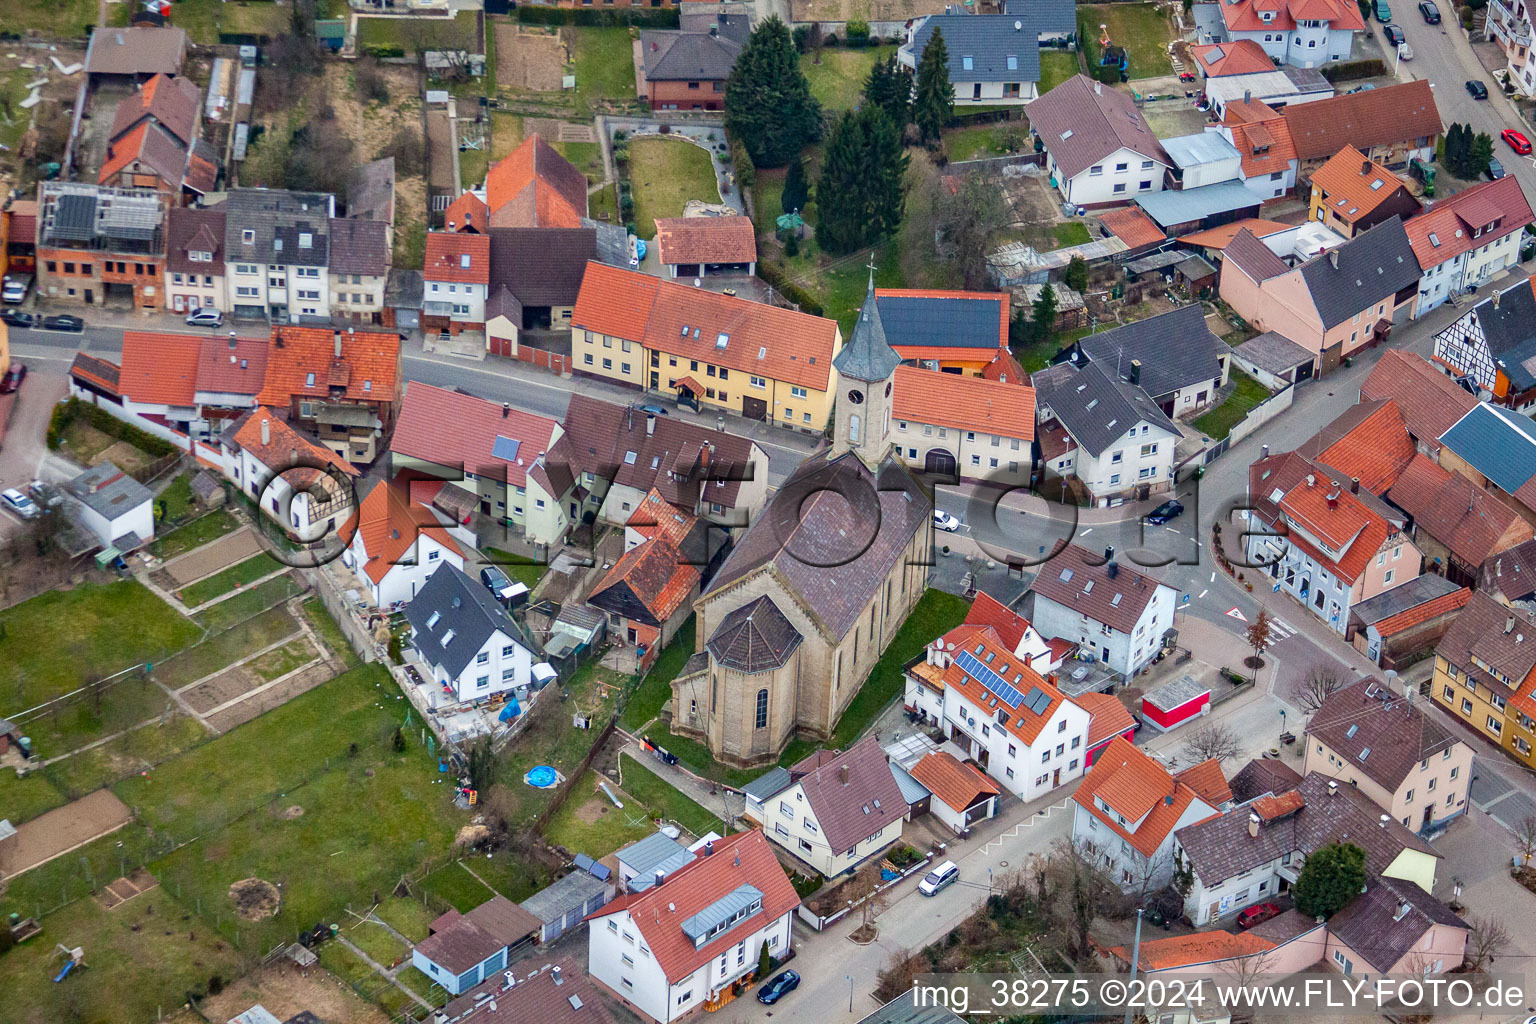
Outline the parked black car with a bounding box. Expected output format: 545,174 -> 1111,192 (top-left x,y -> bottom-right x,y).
41,314 -> 83,332
1144,500 -> 1185,525
1384,24 -> 1406,44
0,309 -> 35,329
757,971 -> 800,1005
1467,79 -> 1490,99
1419,0 -> 1441,21
1,363 -> 27,394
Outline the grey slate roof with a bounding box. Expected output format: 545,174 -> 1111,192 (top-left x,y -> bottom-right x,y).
63,462 -> 152,522
875,292 -> 1004,352
706,595 -> 803,672
487,227 -> 597,307
1224,228 -> 1292,284
641,28 -> 744,81
1076,304 -> 1225,402
835,278 -> 902,382
327,217 -> 390,277
909,15 -> 1042,84
786,735 -> 906,856
743,766 -> 794,803
1174,772 -> 1439,886
86,25 -> 187,76
1297,216 -> 1418,329
616,832 -> 695,888
404,564 -> 527,679
1460,281 -> 1536,392
1349,572 -> 1462,628
519,869 -> 610,925
1134,179 -> 1260,229
1027,543 -> 1167,635
1235,331 -> 1315,376
1027,75 -> 1170,180
222,188 -> 334,269
1439,402 -> 1536,495
1004,0 -> 1077,33
1031,359 -> 1178,458
1326,875 -> 1465,973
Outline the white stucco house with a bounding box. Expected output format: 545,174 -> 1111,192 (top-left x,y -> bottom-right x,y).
222,189 -> 335,322
403,563 -> 538,705
220,407 -> 358,544
342,477 -> 466,608
1407,176 -> 1533,318
587,829 -> 800,1024
423,231 -> 489,329
61,461 -> 155,551
1026,544 -> 1179,680
1192,0 -> 1365,69
1026,76 -> 1171,207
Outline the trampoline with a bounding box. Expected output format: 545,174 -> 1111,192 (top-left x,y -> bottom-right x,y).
525,765 -> 561,788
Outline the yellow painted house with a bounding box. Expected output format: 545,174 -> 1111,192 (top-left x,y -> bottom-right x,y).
1432,590 -> 1536,768
570,262 -> 842,432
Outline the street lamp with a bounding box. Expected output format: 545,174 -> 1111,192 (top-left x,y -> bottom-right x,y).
847,973 -> 854,1013
1279,708 -> 1286,743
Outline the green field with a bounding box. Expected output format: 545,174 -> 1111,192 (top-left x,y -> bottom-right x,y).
571,26 -> 642,117
0,580 -> 203,709
618,753 -> 723,837
191,573 -> 305,632
178,552 -> 284,607
1192,368 -> 1272,440
154,606 -> 299,691
5,0 -> 97,38
357,12 -> 479,53
44,712 -> 210,800
627,137 -> 721,238
1079,4 -> 1175,81
801,46 -> 897,113
148,509 -> 239,560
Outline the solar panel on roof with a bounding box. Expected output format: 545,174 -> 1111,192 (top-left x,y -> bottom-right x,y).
490,435 -> 522,462
955,651 -> 1025,708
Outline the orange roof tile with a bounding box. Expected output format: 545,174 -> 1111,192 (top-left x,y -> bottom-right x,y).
1071,736 -> 1220,859
97,121 -> 151,184
423,231 -> 491,285
1311,146 -> 1414,225
1252,454 -> 1395,585
229,407 -> 359,478
981,348 -> 1029,385
1108,930 -> 1277,972
484,135 -> 588,228
1227,116 -> 1298,179
589,536 -> 699,625
1076,691 -> 1137,750
654,215 -> 757,266
1190,39 -> 1276,76
1179,218 -> 1292,249
256,326 -> 401,408
1405,175 -> 1535,270
1388,453 -> 1533,566
1224,98 -> 1283,125
891,365 -> 1036,442
1282,81 -> 1441,162
1278,477 -> 1374,551
1253,789 -> 1305,820
1175,759 -> 1233,806
943,628 -> 1064,745
909,751 -> 999,812
1311,400 -> 1416,494
343,477 -> 462,585
964,592 -> 1032,652
626,488 -> 698,548
1098,206 -> 1168,250
443,191 -> 490,233
572,262 -> 839,391
120,330 -> 202,405
587,829 -> 799,983
1373,586 -> 1472,637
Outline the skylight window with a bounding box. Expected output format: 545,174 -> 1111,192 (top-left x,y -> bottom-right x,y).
427,611 -> 441,629
962,56 -> 974,70
1358,747 -> 1371,761
716,333 -> 729,349
681,325 -> 690,336
1083,580 -> 1095,594
1060,129 -> 1074,141
1369,179 -> 1384,191
460,253 -> 471,269
1059,568 -> 1074,582
624,451 -> 638,465
1007,56 -> 1017,70
1428,232 -> 1441,247
306,372 -> 316,387
441,629 -> 456,646
1346,723 -> 1359,738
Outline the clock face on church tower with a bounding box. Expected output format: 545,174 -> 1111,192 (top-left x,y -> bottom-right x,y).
848,389 -> 865,405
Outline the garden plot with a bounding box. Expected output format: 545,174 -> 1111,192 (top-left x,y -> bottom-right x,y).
162,527 -> 263,587
203,662 -> 340,733
496,24 -> 567,91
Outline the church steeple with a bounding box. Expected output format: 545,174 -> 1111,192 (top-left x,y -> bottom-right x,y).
830,266 -> 899,468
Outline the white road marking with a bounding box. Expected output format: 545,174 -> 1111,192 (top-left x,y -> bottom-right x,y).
1081,528 -> 1092,536
1210,572 -> 1216,583
1165,528 -> 1180,536
1198,589 -> 1208,599
980,799 -> 1070,854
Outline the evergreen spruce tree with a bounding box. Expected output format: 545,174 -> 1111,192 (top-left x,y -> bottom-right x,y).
724,17 -> 823,168
782,155 -> 810,215
863,54 -> 911,129
1032,284 -> 1058,344
912,27 -> 954,145
1470,131 -> 1495,179
815,108 -> 909,253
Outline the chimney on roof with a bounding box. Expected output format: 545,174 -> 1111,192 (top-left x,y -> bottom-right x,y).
1379,814 -> 1390,828
1328,779 -> 1338,797
710,23 -> 718,35
1105,545 -> 1115,563
647,413 -> 656,437
1262,444 -> 1269,458
1494,288 -> 1503,311
1096,81 -> 1102,95
261,417 -> 270,446
654,870 -> 665,887
1394,898 -> 1411,922
334,330 -> 343,358
1507,615 -> 1516,635
503,402 -> 510,419
1108,561 -> 1119,579
448,220 -> 455,230
1350,477 -> 1359,495
553,966 -> 563,986
228,331 -> 237,350
1129,359 -> 1142,386
705,839 -> 715,855
1244,89 -> 1252,103
1328,249 -> 1340,270
1361,159 -> 1372,176
1248,811 -> 1261,838
839,764 -> 851,785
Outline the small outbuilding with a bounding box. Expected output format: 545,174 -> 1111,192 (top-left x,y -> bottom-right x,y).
908,751 -> 999,834
519,867 -> 614,944
62,461 -> 154,551
1140,674 -> 1211,732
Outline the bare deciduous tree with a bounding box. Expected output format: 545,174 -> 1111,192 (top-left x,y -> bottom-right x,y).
1297,662 -> 1347,713
875,948 -> 926,1003
1036,839 -> 1122,964
1514,815 -> 1536,868
933,170 -> 1005,290
1180,721 -> 1242,764
1245,608 -> 1273,670
841,861 -> 889,936
1466,915 -> 1512,971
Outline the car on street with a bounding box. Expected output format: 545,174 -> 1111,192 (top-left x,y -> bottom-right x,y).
185,307 -> 223,328
1237,902 -> 1281,929
1,362 -> 26,393
933,510 -> 962,532
637,403 -> 669,416
757,970 -> 800,1005
1488,156 -> 1507,180
1384,24 -> 1406,44
1504,129 -> 1533,154
1373,0 -> 1391,19
2,274 -> 31,304
1468,79 -> 1490,99
1144,500 -> 1184,525
1419,0 -> 1441,19
2,488 -> 40,519
919,860 -> 960,896
41,314 -> 83,332
0,309 -> 35,329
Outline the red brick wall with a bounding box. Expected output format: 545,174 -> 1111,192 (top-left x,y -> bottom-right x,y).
650,79 -> 726,110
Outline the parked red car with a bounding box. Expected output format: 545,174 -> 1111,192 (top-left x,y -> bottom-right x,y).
1236,902 -> 1281,929
1502,129 -> 1532,155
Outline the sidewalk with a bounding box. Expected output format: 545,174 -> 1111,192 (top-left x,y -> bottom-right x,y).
619,734 -> 746,826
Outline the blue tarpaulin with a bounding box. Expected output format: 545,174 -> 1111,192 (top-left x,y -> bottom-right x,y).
499,697 -> 522,721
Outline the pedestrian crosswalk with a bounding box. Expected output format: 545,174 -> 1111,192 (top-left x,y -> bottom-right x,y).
1268,617 -> 1299,642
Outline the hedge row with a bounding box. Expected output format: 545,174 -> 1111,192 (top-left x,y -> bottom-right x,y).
516,5 -> 678,27
1319,58 -> 1387,82
47,397 -> 178,458
757,262 -> 824,316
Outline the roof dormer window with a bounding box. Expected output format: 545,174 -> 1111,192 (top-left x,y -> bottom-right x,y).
962,56 -> 974,70
242,229 -> 254,244
299,232 -> 313,248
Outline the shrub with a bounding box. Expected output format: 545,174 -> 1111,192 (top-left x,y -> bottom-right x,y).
517,5 -> 679,27
1320,57 -> 1386,81
728,132 -> 756,192
49,397 -> 177,459
1461,6 -> 1475,27
364,45 -> 405,59
756,261 -> 824,315
846,18 -> 870,45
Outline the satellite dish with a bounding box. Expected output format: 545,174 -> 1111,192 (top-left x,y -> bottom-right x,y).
1014,19 -> 1022,28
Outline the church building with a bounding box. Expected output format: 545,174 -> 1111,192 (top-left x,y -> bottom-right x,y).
670,275 -> 934,767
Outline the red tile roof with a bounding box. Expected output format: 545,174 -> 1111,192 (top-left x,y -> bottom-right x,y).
1282,81 -> 1442,162
1405,175 -> 1534,270
108,73 -> 199,147
1358,350 -> 1477,447
909,751 -> 999,812
1278,476 -> 1373,549
1388,453 -> 1534,567
423,231 -> 491,285
588,829 -> 799,983
654,215 -> 757,266
1224,227 -> 1292,284
443,191 -> 490,233
484,134 -> 588,228
195,334 -> 268,395
1310,146 -> 1415,225
228,407 -> 359,478
1251,452 -> 1394,584
589,535 -> 699,625
1175,759 -> 1233,806
1076,691 -> 1137,751
573,262 -> 840,391
342,477 -> 462,585
1306,399 -> 1417,494
390,382 -> 561,491
1098,206 -> 1168,250
964,591 -> 1032,652
1072,737 -> 1219,858
119,331 -> 202,405
1108,930 -> 1277,972
1027,75 -> 1170,180
943,628 -> 1066,745
1253,789 -> 1306,820
891,364 -> 1036,442
981,348 -> 1029,385
1373,585 -> 1472,637
1190,39 -> 1276,76
256,326 -> 401,407
1216,0 -> 1363,33
627,488 -> 699,548
1227,115 -> 1298,179
1179,218 -> 1292,250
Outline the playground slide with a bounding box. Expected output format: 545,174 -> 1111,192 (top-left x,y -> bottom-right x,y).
54,960 -> 75,983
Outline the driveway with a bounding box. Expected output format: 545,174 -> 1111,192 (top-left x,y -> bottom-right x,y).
0,366 -> 69,538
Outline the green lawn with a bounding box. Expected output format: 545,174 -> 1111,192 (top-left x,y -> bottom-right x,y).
944,121 -> 1032,162
618,753 -> 723,838
571,26 -> 642,117
191,573 -> 305,631
301,597 -> 362,669
491,111 -> 525,161
0,69 -> 36,153
4,0 -> 97,38
459,144 -> 490,190
178,552 -> 285,606
465,847 -> 552,903
148,509 -> 238,560
397,965 -> 453,1008
1192,368 -> 1272,440
248,638 -> 317,682
12,668 -> 175,769
556,139 -> 605,185
0,580 -> 203,710
801,46 -> 896,113
155,472 -> 196,525
142,0 -> 292,43
0,888 -> 245,1024
0,769 -> 67,826
358,12 -> 479,53
346,916 -> 412,968
1079,4 -> 1175,81
376,895 -> 438,942
753,166 -> 789,235
542,769 -> 660,857
44,712 -> 210,800
775,237 -> 906,334
627,137 -> 721,238
620,615 -> 694,731
154,607 -> 299,691
591,182 -> 620,225
1014,322 -> 1096,373
419,859 -> 496,913
1039,50 -> 1079,94
483,548 -> 549,591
